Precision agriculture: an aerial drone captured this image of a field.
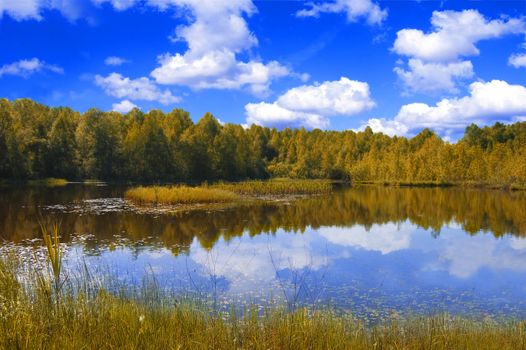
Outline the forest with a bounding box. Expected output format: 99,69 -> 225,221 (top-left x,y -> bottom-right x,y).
0,98 -> 525,184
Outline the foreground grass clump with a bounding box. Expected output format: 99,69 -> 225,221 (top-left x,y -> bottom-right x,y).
212,179 -> 332,196
125,185 -> 241,205
1,254 -> 525,350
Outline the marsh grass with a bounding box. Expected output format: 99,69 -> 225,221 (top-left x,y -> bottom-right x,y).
125,185 -> 241,205
27,178 -> 68,187
355,180 -> 526,191
40,222 -> 64,295
125,180 -> 332,206
212,179 -> 332,196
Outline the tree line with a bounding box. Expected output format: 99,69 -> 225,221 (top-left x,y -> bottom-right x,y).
0,98 -> 525,184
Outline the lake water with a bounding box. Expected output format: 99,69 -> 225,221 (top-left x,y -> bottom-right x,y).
1,184 -> 526,321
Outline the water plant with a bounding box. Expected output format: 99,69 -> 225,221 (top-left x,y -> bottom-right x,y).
125,180 -> 333,206
125,185 -> 241,205
211,179 -> 332,196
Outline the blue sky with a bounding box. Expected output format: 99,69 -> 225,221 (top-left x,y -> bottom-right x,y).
0,0 -> 525,139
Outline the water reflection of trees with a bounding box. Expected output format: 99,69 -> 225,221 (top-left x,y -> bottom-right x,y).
1,185 -> 525,255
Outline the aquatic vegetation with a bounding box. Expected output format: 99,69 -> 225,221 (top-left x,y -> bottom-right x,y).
125,180 -> 333,206
40,222 -> 63,294
27,178 -> 68,187
212,179 -> 333,196
0,254 -> 524,349
125,185 -> 241,205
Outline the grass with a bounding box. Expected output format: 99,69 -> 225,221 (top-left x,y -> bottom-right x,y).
27,178 -> 69,187
125,185 -> 241,205
0,252 -> 525,350
354,180 -> 526,190
212,179 -> 332,196
125,180 -> 333,206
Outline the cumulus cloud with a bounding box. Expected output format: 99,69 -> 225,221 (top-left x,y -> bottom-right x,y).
393,10 -> 525,62
509,53 -> 526,68
357,118 -> 408,137
277,78 -> 375,115
0,0 -> 95,22
392,10 -> 526,95
92,0 -> 138,11
245,102 -> 329,130
146,0 -> 290,95
245,77 -> 375,129
394,59 -> 474,95
0,58 -> 63,78
104,56 -> 129,66
112,99 -> 138,113
0,0 -> 42,20
296,0 -> 387,26
95,72 -> 180,104
152,51 -> 289,95
358,80 -> 526,137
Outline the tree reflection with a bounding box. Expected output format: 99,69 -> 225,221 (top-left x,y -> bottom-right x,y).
1,185 -> 525,255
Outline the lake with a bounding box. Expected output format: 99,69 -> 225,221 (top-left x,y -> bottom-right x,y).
1,184 -> 526,322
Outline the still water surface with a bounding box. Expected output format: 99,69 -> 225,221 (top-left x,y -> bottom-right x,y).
1,184 -> 526,320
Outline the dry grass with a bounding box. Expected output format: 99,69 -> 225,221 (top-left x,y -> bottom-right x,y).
212,179 -> 332,196
125,185 -> 241,205
125,180 -> 333,206
27,178 -> 68,187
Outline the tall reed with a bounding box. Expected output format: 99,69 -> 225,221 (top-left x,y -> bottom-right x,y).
40,222 -> 63,296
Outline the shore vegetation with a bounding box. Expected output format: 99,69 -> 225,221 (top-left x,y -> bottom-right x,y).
1,252 -> 525,350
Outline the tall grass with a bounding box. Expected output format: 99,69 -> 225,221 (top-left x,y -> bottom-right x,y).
40,222 -> 63,294
125,185 -> 241,205
27,178 -> 68,187
0,246 -> 524,349
125,180 -> 332,206
212,179 -> 332,196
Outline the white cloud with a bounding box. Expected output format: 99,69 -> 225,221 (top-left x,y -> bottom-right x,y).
245,77 -> 375,129
394,59 -> 474,95
146,0 -> 290,95
359,80 -> 526,137
393,10 -> 525,62
92,0 -> 138,11
0,0 -> 42,20
151,51 -> 289,94
112,99 -> 138,113
357,118 -> 408,137
296,0 -> 387,26
0,0 -> 94,22
245,102 -> 329,130
509,53 -> 526,68
95,73 -> 180,104
392,10 -> 525,95
104,56 -> 129,66
276,77 -> 375,116
0,58 -> 63,78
